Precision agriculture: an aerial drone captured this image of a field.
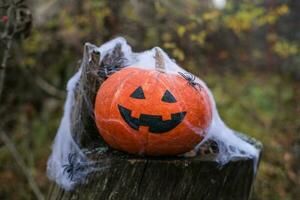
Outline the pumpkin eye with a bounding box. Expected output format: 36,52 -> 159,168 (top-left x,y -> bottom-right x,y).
161,90 -> 177,103
130,86 -> 145,99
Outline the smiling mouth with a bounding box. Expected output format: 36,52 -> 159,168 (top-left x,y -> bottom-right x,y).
118,105 -> 186,133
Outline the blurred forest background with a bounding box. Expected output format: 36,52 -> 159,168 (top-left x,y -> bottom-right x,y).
0,0 -> 299,199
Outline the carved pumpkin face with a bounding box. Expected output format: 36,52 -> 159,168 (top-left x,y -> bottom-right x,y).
94,67 -> 212,155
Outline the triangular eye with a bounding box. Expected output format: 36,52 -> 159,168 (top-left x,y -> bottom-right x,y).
162,90 -> 177,103
130,86 -> 145,99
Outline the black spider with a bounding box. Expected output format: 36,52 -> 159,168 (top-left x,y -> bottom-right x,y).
97,43 -> 127,79
98,56 -> 126,77
63,153 -> 89,181
62,153 -> 77,181
62,153 -> 96,181
178,72 -> 203,91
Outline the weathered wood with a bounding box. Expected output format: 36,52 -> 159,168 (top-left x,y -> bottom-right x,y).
48,139 -> 261,200
48,43 -> 262,200
71,43 -> 126,149
71,43 -> 104,149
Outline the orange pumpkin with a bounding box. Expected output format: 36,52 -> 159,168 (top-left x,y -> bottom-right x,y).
94,67 -> 212,155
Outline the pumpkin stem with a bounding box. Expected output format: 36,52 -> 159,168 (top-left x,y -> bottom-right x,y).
154,48 -> 165,73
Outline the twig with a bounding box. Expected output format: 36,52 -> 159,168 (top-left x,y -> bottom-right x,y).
35,75 -> 66,99
0,130 -> 45,200
0,0 -> 14,102
0,37 -> 12,101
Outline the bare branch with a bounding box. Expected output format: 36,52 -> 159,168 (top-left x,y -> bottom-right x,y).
0,38 -> 12,101
35,75 -> 66,99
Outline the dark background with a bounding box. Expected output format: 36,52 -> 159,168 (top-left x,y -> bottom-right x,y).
0,0 -> 299,199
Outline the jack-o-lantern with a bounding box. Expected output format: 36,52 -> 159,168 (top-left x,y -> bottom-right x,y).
94,54 -> 212,155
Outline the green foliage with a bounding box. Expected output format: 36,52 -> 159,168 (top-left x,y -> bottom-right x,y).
202,71 -> 299,200
273,39 -> 299,58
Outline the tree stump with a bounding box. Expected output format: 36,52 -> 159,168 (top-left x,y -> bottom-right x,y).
48,140 -> 261,200
47,43 -> 262,200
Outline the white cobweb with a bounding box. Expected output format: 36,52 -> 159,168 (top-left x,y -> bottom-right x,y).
47,37 -> 260,190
